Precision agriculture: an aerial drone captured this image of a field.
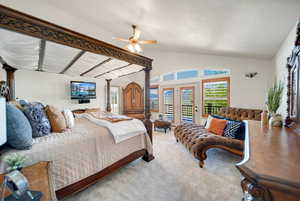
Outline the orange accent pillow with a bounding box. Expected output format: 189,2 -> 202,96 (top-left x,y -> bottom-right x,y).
208,118 -> 227,136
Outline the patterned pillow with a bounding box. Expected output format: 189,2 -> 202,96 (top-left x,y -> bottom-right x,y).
23,102 -> 51,137
223,121 -> 242,139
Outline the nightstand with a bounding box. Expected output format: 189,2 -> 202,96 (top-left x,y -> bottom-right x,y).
0,162 -> 57,201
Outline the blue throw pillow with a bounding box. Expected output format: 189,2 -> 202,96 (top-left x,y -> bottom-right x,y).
211,115 -> 245,140
223,121 -> 242,139
23,102 -> 51,137
6,104 -> 33,150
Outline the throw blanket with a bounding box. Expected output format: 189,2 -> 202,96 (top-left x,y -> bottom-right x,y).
78,112 -> 147,143
89,111 -> 133,123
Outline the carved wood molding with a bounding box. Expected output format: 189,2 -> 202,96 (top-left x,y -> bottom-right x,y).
0,5 -> 152,68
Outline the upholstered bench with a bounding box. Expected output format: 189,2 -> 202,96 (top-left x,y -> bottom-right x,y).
174,107 -> 262,168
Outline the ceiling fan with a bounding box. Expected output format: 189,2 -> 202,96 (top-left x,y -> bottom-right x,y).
114,25 -> 157,53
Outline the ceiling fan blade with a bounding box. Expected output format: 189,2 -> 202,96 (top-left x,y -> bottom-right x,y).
113,37 -> 130,42
133,28 -> 141,40
138,40 -> 157,44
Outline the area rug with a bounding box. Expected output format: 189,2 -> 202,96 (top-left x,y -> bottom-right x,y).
63,130 -> 243,201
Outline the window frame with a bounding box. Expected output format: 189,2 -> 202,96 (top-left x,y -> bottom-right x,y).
150,85 -> 159,112
201,77 -> 230,117
162,88 -> 175,122
180,86 -> 195,123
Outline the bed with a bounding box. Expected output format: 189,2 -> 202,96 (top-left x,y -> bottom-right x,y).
0,116 -> 152,199
0,5 -> 154,200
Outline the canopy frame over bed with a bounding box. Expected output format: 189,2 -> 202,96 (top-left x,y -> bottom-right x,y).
0,4 -> 154,199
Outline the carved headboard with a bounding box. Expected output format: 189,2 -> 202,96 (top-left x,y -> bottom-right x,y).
218,107 -> 263,121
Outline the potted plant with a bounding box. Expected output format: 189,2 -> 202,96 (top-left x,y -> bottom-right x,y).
4,153 -> 27,172
266,81 -> 284,127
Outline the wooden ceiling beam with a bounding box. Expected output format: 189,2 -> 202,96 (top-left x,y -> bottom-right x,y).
80,58 -> 112,76
60,50 -> 85,74
94,63 -> 132,78
36,39 -> 46,71
0,5 -> 152,68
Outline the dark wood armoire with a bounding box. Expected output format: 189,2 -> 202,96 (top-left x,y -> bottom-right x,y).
123,82 -> 145,119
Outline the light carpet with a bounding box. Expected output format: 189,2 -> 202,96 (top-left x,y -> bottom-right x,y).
64,130 -> 243,201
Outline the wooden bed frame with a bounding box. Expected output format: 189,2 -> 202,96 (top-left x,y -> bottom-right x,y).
0,5 -> 154,200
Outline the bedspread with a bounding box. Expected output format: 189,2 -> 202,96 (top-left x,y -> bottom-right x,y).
0,118 -> 152,190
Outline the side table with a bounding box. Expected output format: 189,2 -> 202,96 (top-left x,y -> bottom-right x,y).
154,120 -> 171,133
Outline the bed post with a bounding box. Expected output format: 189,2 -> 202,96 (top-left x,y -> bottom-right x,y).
3,64 -> 17,101
142,67 -> 154,162
106,79 -> 112,112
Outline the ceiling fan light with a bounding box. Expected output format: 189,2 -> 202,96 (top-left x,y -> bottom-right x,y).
134,43 -> 142,52
127,44 -> 135,53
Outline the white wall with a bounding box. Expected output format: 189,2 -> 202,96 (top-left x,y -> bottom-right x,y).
14,70 -> 106,110
115,50 -> 275,108
273,23 -> 298,118
0,68 -> 6,81
112,51 -> 275,124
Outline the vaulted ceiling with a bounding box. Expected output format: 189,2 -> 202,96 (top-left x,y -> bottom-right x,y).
1,0 -> 300,59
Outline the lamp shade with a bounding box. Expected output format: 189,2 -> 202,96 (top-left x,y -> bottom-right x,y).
0,97 -> 7,146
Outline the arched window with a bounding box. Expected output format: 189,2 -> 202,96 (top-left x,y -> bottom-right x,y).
177,70 -> 198,80
162,73 -> 175,81
203,69 -> 230,76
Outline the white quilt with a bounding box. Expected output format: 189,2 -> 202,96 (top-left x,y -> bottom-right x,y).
78,113 -> 147,143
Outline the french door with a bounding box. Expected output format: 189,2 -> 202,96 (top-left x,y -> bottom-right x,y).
180,87 -> 195,123
163,88 -> 174,122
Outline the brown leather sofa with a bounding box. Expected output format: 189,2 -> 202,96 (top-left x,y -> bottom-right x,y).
174,107 -> 263,168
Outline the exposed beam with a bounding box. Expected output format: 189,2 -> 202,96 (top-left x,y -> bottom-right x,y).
80,58 -> 112,76
60,50 -> 85,74
94,64 -> 132,78
36,39 -> 46,71
118,69 -> 143,78
0,5 -> 152,68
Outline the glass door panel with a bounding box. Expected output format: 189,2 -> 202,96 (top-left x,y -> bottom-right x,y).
163,88 -> 174,121
110,87 -> 119,114
180,87 -> 194,123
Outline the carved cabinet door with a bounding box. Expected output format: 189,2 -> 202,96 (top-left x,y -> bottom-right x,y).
123,82 -> 144,114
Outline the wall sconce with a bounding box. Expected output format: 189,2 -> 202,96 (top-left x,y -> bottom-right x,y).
245,72 -> 258,78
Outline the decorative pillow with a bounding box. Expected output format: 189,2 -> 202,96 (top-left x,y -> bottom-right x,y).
23,102 -> 51,137
204,115 -> 214,129
208,118 -> 227,136
6,104 -> 33,150
223,121 -> 242,139
63,109 -> 75,128
18,99 -> 29,107
211,115 -> 245,140
45,105 -> 67,133
8,101 -> 23,110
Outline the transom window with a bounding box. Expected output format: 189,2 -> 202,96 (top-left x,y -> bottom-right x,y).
203,69 -> 230,76
202,77 -> 230,116
177,70 -> 198,80
163,73 -> 175,81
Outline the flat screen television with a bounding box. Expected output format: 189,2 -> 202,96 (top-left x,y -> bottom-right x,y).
71,81 -> 96,100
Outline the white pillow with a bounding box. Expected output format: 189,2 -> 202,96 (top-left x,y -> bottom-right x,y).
205,115 -> 214,129
63,109 -> 75,128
